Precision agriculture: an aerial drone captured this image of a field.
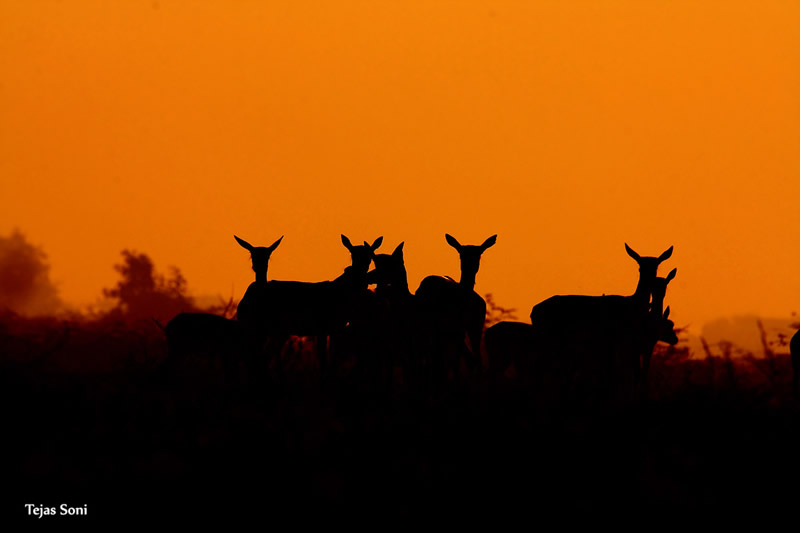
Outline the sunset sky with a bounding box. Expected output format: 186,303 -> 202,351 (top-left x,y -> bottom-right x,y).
1,1 -> 798,339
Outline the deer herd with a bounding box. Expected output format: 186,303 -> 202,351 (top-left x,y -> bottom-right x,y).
161,233 -> 702,404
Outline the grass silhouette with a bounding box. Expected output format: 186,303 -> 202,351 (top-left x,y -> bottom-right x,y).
2,305 -> 799,525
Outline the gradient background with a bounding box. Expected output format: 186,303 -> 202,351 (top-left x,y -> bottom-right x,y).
1,1 -> 798,343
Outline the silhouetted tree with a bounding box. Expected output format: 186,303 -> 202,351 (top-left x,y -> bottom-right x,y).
0,230 -> 62,316
103,250 -> 198,323
483,293 -> 517,329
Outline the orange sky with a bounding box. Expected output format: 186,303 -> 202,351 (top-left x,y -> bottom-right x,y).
1,1 -> 799,336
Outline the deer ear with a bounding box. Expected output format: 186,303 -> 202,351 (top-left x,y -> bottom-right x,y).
481,235 -> 497,251
371,236 -> 383,251
269,236 -> 284,252
624,243 -> 641,261
393,242 -> 404,257
658,246 -> 674,262
665,268 -> 677,284
664,306 -> 671,320
234,235 -> 254,252
341,235 -> 354,251
445,234 -> 462,251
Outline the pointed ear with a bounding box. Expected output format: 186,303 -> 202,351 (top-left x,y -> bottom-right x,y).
624,243 -> 641,261
234,235 -> 254,252
393,242 -> 404,257
371,236 -> 383,251
445,234 -> 462,251
663,306 -> 671,320
658,246 -> 674,262
341,234 -> 354,252
268,236 -> 284,252
481,234 -> 497,251
665,268 -> 677,284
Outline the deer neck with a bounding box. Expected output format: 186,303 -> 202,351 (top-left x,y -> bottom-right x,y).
397,269 -> 412,297
650,292 -> 665,316
632,272 -> 652,310
342,265 -> 368,289
255,271 -> 267,284
460,270 -> 477,291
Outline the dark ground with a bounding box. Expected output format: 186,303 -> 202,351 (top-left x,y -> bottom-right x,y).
2,315 -> 799,526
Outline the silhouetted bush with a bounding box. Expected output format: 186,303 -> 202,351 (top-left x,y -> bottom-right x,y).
0,230 -> 62,316
101,250 -> 201,324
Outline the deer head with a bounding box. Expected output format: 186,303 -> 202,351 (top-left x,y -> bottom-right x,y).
445,233 -> 497,288
369,242 -> 407,289
660,306 -> 679,345
341,234 -> 382,275
235,235 -> 283,282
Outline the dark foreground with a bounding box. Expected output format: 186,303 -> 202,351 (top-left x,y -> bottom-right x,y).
3,317 -> 799,526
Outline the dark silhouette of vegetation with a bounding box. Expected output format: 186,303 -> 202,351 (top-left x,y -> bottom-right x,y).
0,230 -> 62,316
791,328 -> 800,398
101,250 -> 199,323
483,292 -> 517,329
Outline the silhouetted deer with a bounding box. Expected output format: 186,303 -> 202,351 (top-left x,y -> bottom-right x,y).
486,304 -> 679,409
487,307 -> 679,381
638,268 -> 677,396
791,329 -> 800,398
415,234 -> 497,381
256,235 -> 382,375
528,244 -> 673,405
158,235 -> 284,384
485,320 -> 535,380
234,235 -> 283,325
362,242 -> 416,383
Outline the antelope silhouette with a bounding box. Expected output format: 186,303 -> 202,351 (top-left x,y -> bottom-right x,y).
415,234 -> 497,381
486,307 -> 679,384
791,329 -> 800,399
158,235 -> 284,383
365,242 -> 416,383
486,303 -> 679,409
484,320 -> 535,380
528,244 -> 673,405
256,235 -> 382,375
234,235 -> 283,325
638,268 -> 677,396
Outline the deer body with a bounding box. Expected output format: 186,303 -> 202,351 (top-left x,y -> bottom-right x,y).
485,320 -> 535,379
259,272 -> 367,336
486,298 -> 678,402
370,243 -> 416,378
415,234 -> 496,380
335,242 -> 415,382
159,235 -> 283,382
254,235 -> 382,373
638,269 -> 678,395
234,235 -> 283,327
528,245 -> 673,404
